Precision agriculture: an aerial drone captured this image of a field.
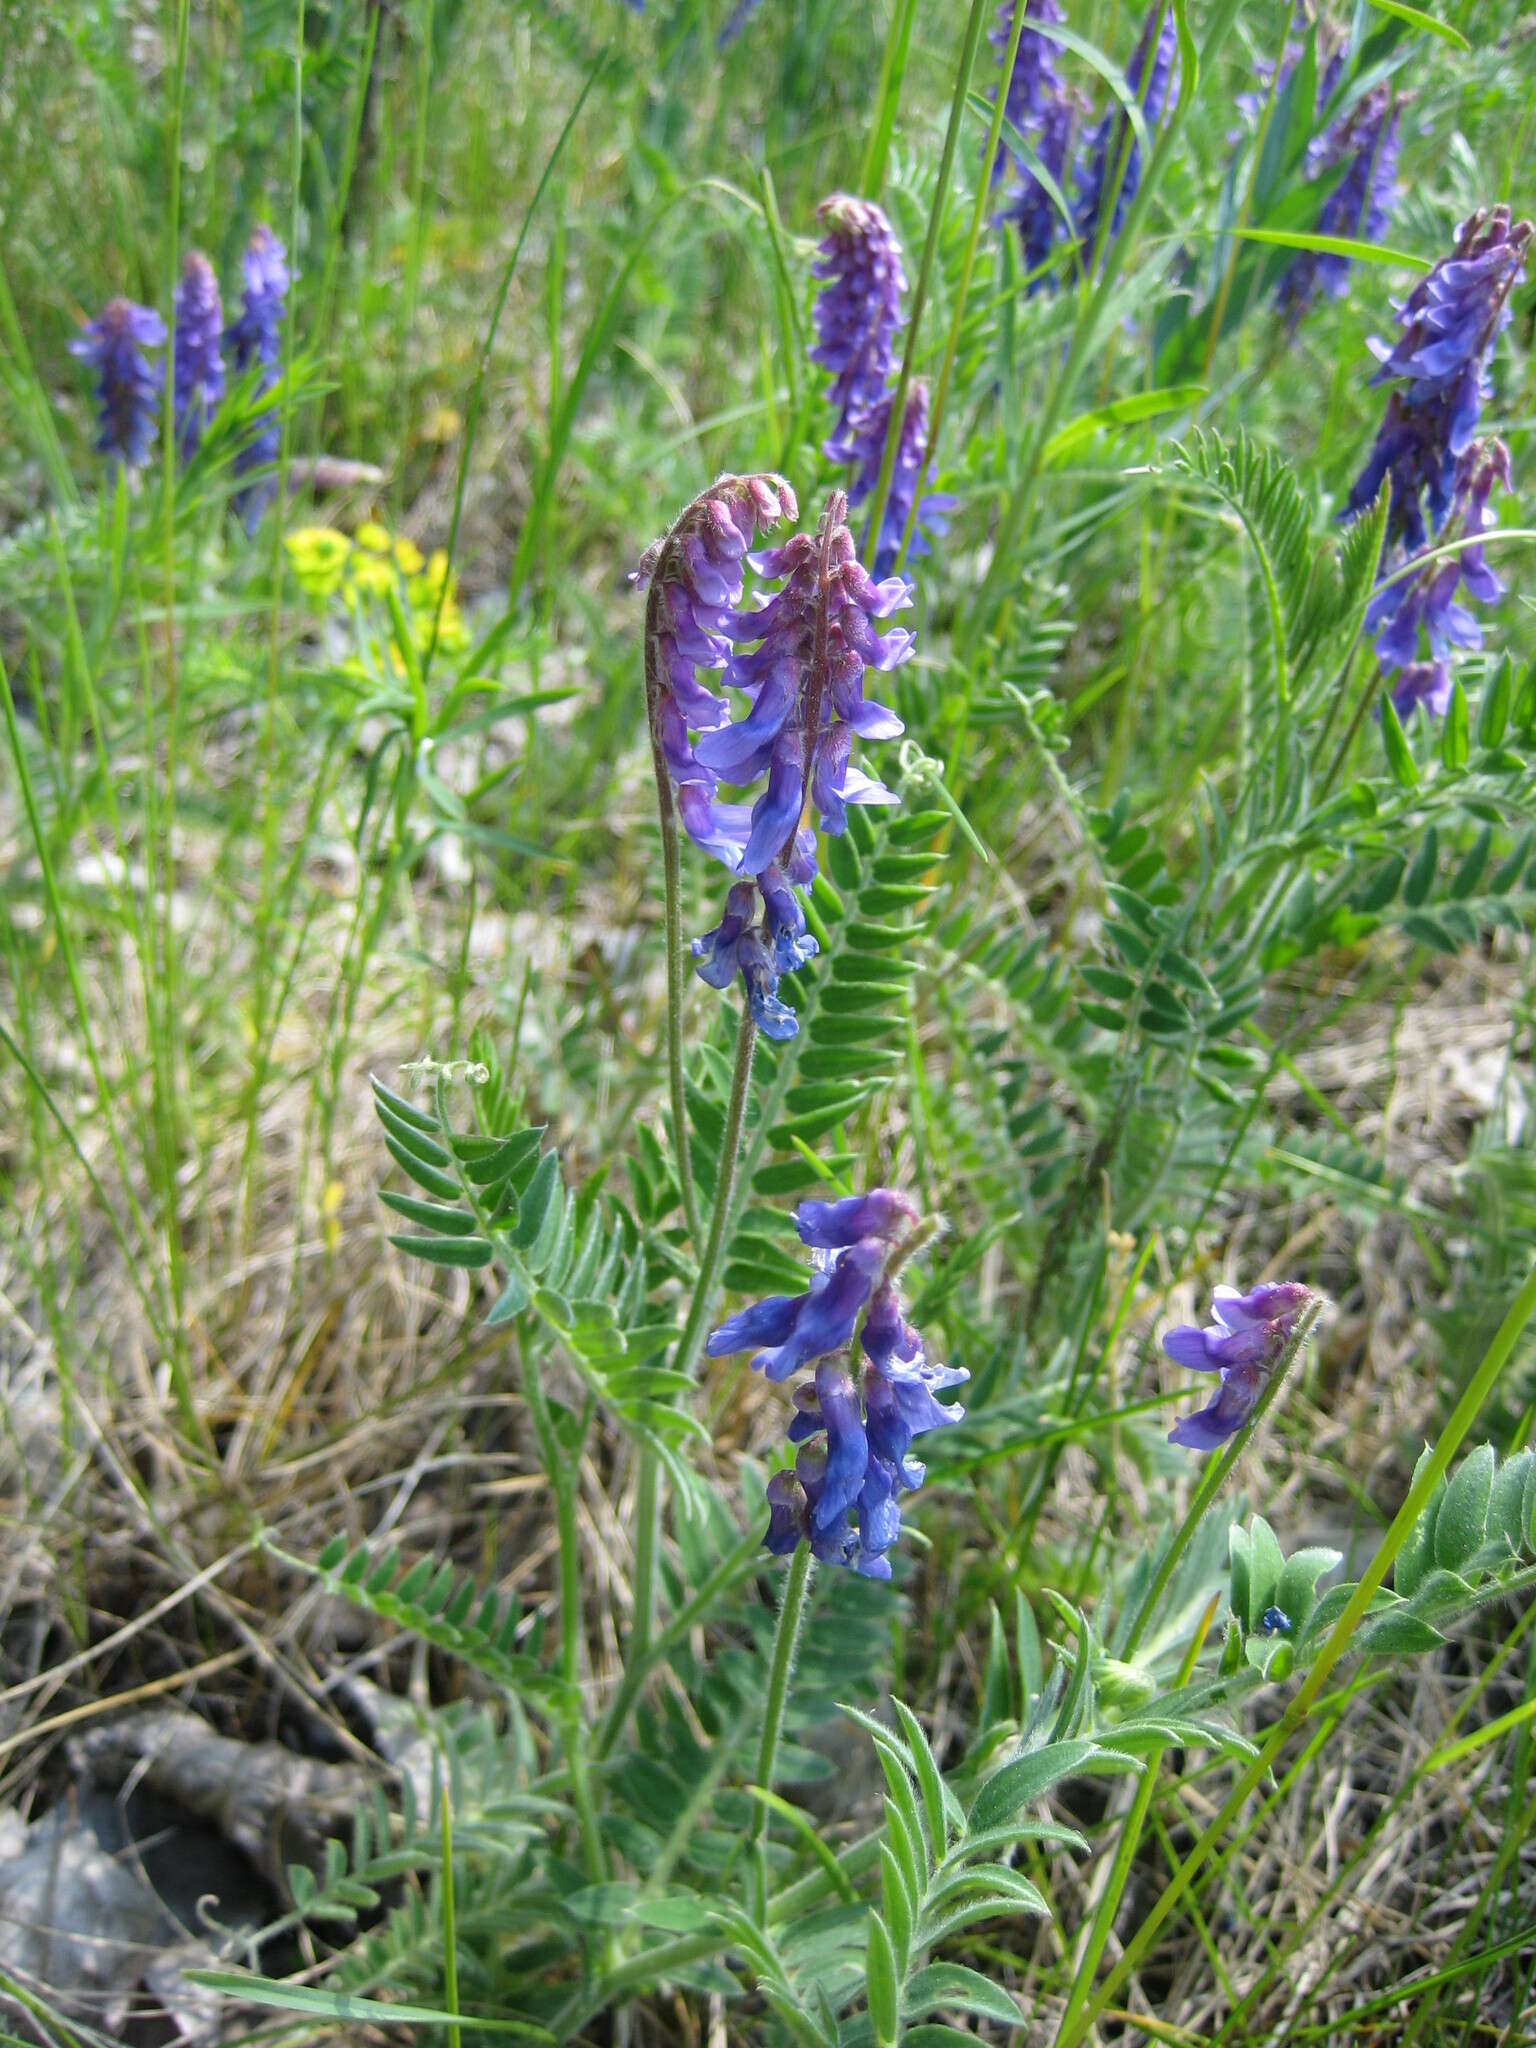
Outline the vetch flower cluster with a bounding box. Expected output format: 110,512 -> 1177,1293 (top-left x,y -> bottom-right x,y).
70,226 -> 290,526
638,482 -> 913,1040
69,299 -> 167,469
1368,438 -> 1510,723
172,252 -> 226,456
1345,206 -> 1531,552
1163,1281 -> 1312,1452
1275,84 -> 1399,323
708,1191 -> 966,1579
1343,206 -> 1530,722
811,195 -> 948,570
227,225 -> 291,531
988,0 -> 1084,289
1075,4 -> 1178,260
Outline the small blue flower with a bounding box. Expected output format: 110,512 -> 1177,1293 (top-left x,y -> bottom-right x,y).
1259,1605 -> 1293,1636
1164,1281 -> 1311,1452
173,251 -> 225,456
710,1196 -> 966,1577
1075,4 -> 1178,260
70,298 -> 166,469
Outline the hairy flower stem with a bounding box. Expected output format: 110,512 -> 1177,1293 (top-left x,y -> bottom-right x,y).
1122,1299 -> 1321,1660
675,1004 -> 760,1385
649,715 -> 702,1245
747,1540 -> 814,1923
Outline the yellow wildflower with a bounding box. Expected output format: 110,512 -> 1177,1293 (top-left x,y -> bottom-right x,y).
284,525 -> 352,600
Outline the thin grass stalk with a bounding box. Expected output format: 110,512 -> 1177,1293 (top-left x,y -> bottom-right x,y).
240,0 -> 307,1241
438,1787 -> 462,2048
1054,1595 -> 1220,2048
1079,1256 -> 1536,2034
616,1006 -> 758,1750
1199,0 -> 1296,384
859,0 -> 922,202
890,0 -> 1028,575
0,657 -> 187,1392
860,0 -> 991,567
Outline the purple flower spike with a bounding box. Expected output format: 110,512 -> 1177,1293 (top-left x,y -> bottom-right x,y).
70,298 -> 166,470
173,252 -> 225,456
811,196 -> 907,465
843,381 -> 957,577
1345,206 -> 1531,553
715,1192 -> 967,1577
227,225 -> 291,531
796,1189 -> 918,1250
1164,1280 -> 1312,1452
1276,88 -> 1399,323
988,1 -> 1066,182
1367,438 -> 1513,720
1075,4 -> 1178,260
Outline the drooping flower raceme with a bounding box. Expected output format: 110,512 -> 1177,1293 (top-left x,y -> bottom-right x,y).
812,196 -> 907,466
1345,206 -> 1531,553
1075,3 -> 1178,260
709,1191 -> 966,1579
1163,1281 -> 1312,1452
69,299 -> 167,470
227,225 -> 291,530
1275,86 -> 1399,323
635,474 -> 807,1039
1002,86 -> 1087,287
700,496 -> 911,864
172,251 -> 226,457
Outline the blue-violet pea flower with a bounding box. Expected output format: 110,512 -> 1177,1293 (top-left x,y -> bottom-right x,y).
987,0 -> 1065,182
172,251 -> 226,457
1345,206 -> 1531,553
1164,1280 -> 1312,1452
710,497 -> 911,872
1075,4 -> 1178,260
227,225 -> 291,531
811,196 -> 907,467
1368,438 -> 1510,724
1002,87 -> 1087,288
711,1191 -> 965,1579
842,380 -> 957,577
70,298 -> 167,470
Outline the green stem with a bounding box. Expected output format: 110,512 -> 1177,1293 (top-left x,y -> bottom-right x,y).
653,731 -> 701,1243
1055,1598 -> 1217,2048
1122,1300 -> 1320,1660
861,0 -> 990,566
1081,1258 -> 1536,2034
612,1003 -> 757,1754
747,1542 -> 814,1922
676,1003 -> 758,1382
